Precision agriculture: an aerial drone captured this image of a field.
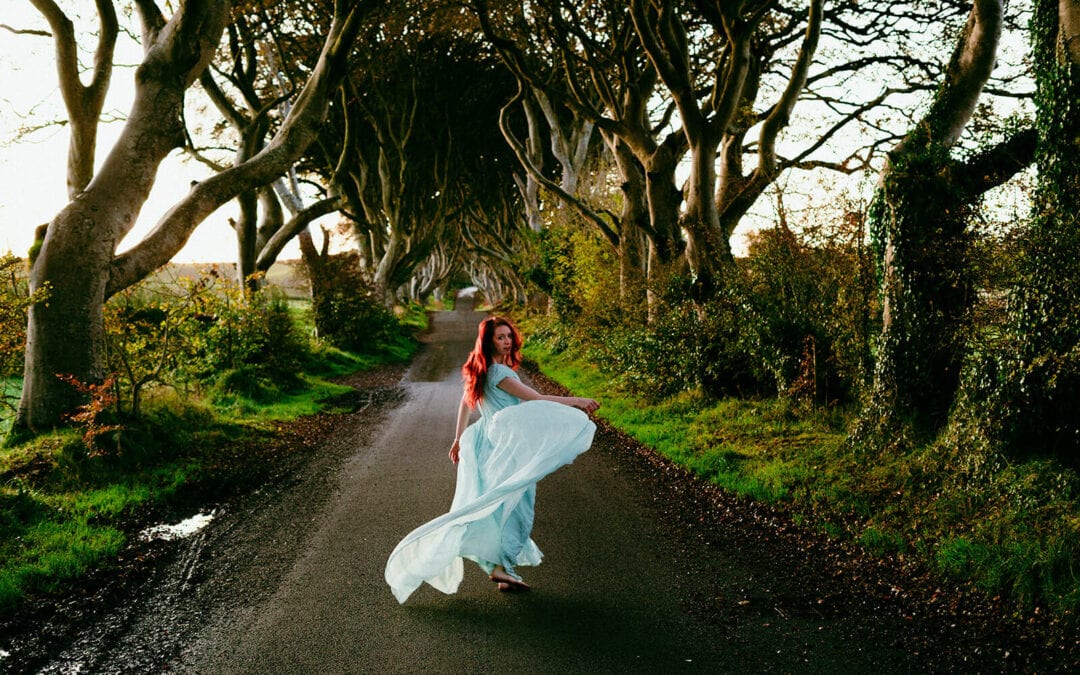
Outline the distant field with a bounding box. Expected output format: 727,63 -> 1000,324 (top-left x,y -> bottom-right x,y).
148,260 -> 311,299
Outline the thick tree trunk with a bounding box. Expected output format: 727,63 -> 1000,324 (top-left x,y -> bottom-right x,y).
641,141 -> 684,267
18,3 -> 228,431
867,154 -> 975,433
515,94 -> 544,232
16,0 -> 373,432
858,0 -> 1005,444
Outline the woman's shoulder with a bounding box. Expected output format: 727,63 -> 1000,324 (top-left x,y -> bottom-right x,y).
487,362 -> 520,384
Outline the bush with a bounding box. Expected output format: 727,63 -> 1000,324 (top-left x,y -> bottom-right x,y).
533,224 -> 625,328
1,255 -> 48,431
741,225 -> 876,405
104,272 -> 310,415
588,291 -> 774,401
307,253 -> 402,354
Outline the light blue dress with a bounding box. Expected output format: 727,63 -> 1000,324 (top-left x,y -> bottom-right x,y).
385,364 -> 596,604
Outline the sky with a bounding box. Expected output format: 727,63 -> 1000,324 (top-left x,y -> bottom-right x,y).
0,4 -> 331,264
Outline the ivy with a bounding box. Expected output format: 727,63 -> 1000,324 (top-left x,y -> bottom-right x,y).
993,0 -> 1080,463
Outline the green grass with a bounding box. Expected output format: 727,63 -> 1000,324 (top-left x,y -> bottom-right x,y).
525,343 -> 843,505
0,305 -> 423,614
0,425 -> 203,611
0,518 -> 125,608
526,339 -> 1080,622
0,366 -> 352,612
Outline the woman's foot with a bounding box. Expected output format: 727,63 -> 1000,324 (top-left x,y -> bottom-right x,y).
490,567 -> 530,592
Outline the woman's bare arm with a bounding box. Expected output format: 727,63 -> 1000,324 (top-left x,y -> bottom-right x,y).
449,394 -> 471,464
497,377 -> 600,414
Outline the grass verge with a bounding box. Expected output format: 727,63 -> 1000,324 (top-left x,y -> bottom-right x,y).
525,340 -> 1080,624
0,314 -> 422,615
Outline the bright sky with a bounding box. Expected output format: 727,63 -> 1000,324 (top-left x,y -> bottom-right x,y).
0,4 -> 328,264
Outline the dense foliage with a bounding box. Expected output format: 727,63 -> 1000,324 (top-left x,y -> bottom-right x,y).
0,256 -> 47,429
530,209 -> 877,407
990,0 -> 1080,464
103,271 -> 309,419
305,253 -> 405,353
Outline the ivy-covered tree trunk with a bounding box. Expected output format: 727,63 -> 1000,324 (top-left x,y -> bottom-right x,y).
999,0 -> 1080,459
865,147 -> 976,436
858,0 -> 1005,445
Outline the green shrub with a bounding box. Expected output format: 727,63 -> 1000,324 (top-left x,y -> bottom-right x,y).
104,272 -> 310,416
0,254 -> 48,431
741,226 -> 876,405
307,253 -> 402,354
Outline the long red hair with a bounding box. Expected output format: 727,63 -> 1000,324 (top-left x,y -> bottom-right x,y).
462,316 -> 523,408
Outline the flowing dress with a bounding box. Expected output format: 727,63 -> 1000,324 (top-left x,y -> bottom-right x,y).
384,364 -> 596,604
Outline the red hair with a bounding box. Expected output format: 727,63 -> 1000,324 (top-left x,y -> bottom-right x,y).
461,316 -> 523,408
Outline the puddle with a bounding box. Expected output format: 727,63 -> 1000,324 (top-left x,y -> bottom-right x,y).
139,511 -> 215,542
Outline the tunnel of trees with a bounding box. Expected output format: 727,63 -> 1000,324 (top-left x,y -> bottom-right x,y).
5,0 -> 1075,458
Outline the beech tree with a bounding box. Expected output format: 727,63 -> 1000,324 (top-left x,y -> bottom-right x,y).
17,0 -> 379,432
479,1 -> 984,312
477,0 -> 688,315
631,0 -> 824,301
26,0 -> 118,200
856,0 -> 1037,445
190,5 -> 345,291
306,11 -> 521,305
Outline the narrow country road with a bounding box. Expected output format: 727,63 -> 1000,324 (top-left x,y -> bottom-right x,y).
182,298 -> 755,672
15,293 -> 1064,673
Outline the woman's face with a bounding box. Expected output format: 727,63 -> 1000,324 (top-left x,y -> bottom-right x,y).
492,325 -> 513,360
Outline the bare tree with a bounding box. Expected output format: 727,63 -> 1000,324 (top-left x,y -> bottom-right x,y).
27,0 -> 118,199
191,7 -> 347,291
17,0 -> 379,433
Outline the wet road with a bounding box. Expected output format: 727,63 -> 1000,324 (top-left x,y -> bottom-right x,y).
181,300 -> 741,672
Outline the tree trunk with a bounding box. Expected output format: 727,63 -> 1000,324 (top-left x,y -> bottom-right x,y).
858,0 -> 1005,443
515,93 -> 544,232
867,151 -> 975,433
681,132 -> 730,301
18,3 -> 229,431
16,0 -> 374,432
609,135 -> 648,319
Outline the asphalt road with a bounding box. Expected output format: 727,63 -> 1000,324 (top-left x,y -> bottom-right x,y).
182,301 -> 748,672
173,297 -> 927,674
20,294 -> 1038,673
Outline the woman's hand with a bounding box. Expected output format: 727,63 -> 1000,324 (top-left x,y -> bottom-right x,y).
449,439 -> 461,464
575,397 -> 600,414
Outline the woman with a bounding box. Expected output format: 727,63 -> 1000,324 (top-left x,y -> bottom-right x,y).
385,316 -> 599,603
